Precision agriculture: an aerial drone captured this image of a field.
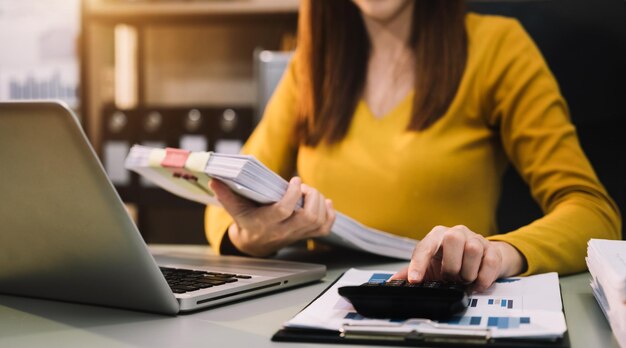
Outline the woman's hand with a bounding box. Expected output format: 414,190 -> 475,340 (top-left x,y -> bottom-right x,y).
209,177 -> 336,257
391,225 -> 526,292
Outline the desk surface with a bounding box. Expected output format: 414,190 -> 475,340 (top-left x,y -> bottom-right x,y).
0,244 -> 619,348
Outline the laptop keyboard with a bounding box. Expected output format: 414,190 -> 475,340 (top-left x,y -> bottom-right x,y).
160,267 -> 252,294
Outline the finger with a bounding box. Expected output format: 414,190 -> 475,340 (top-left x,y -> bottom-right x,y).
306,198 -> 336,238
425,263 -> 442,281
320,199 -> 336,236
300,184 -> 322,225
262,176 -> 302,223
287,188 -> 322,236
209,179 -> 255,217
391,267 -> 409,280
209,178 -> 230,199
407,225 -> 447,283
473,244 -> 502,292
295,184 -> 333,236
292,201 -> 326,239
460,237 -> 484,283
439,226 -> 467,282
316,190 -> 327,226
313,191 -> 328,229
302,184 -> 327,222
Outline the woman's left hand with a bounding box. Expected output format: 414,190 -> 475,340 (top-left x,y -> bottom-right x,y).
391,225 -> 526,292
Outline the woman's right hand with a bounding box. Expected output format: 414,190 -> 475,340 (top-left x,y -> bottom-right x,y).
209,177 -> 336,257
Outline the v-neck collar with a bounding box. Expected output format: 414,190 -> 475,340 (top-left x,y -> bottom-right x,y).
359,90 -> 414,121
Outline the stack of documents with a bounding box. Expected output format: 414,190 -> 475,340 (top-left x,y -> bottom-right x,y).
124,145 -> 417,259
586,238 -> 626,347
273,269 -> 567,344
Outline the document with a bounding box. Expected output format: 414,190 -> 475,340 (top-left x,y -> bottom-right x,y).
281,269 -> 567,341
124,145 -> 417,259
586,239 -> 626,347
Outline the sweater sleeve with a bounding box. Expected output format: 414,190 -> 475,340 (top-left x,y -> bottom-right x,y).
204,57 -> 300,254
483,19 -> 622,275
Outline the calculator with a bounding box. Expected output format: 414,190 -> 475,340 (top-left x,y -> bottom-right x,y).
338,279 -> 470,320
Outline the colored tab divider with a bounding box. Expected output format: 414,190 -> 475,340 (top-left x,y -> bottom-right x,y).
162,148 -> 191,168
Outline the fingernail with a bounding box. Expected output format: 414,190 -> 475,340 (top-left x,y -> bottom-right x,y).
409,271 -> 420,281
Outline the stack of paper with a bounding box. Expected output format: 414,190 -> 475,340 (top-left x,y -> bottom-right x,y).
124,145 -> 417,259
586,239 -> 626,347
279,269 -> 567,341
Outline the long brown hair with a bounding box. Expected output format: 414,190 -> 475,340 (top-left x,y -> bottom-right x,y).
295,0 -> 468,146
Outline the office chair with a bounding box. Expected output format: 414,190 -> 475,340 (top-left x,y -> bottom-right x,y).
254,49 -> 294,124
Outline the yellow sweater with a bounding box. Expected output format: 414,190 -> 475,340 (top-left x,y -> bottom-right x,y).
206,13 -> 621,275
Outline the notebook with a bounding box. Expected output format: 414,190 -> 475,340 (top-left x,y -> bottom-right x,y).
0,101 -> 326,315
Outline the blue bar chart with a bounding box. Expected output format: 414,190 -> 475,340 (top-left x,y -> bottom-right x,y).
0,0 -> 80,109
488,298 -> 514,309
446,316 -> 531,328
467,296 -> 520,310
8,71 -> 76,101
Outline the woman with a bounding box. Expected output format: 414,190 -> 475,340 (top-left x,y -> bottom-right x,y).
206,0 -> 621,291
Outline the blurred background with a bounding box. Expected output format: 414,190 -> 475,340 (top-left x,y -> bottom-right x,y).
1,0 -> 623,245
0,0 -> 299,245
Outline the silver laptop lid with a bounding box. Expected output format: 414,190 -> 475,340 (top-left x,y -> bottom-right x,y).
0,101 -> 180,314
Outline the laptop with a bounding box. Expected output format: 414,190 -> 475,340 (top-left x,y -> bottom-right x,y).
0,101 -> 326,315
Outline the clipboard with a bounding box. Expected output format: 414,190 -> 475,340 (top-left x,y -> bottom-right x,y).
271,270 -> 570,347
272,326 -> 570,347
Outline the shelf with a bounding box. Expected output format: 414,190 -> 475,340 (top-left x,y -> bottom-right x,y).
80,0 -> 298,243
85,0 -> 299,22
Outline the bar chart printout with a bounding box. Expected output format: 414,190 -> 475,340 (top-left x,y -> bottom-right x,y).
283,269 -> 567,340
0,0 -> 80,108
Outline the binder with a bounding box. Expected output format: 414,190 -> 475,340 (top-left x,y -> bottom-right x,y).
272,271 -> 570,348
100,104 -> 138,202
208,107 -> 253,155
137,108 -> 171,189
178,108 -> 209,152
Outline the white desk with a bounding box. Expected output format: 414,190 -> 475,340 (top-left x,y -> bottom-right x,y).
0,245 -> 620,348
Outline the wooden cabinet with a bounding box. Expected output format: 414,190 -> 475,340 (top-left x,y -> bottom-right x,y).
80,0 -> 298,244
